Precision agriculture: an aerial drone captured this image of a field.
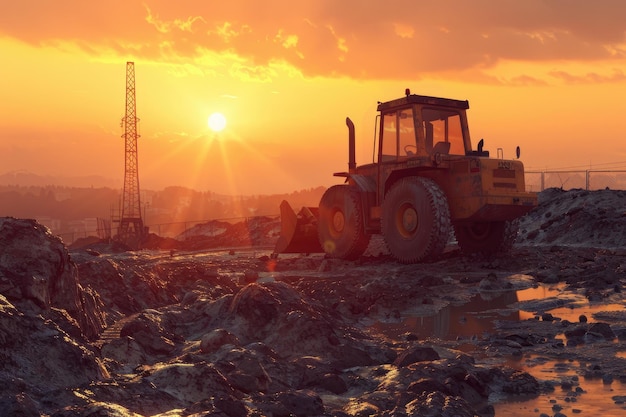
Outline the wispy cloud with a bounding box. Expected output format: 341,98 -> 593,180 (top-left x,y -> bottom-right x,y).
1,0 -> 625,84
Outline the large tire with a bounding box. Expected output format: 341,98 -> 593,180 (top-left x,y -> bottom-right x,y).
317,185 -> 370,260
454,219 -> 519,255
381,177 -> 451,263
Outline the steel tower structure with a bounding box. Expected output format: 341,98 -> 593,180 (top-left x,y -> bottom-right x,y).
118,61 -> 144,248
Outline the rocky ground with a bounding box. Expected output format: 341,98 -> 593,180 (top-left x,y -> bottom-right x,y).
1,188 -> 625,417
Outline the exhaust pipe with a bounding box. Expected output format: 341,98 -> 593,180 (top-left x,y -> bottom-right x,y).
346,117 -> 356,171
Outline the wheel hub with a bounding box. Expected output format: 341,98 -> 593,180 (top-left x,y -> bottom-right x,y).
398,204 -> 418,237
332,211 -> 345,233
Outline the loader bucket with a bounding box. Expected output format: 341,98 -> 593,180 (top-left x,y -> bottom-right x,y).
274,200 -> 323,254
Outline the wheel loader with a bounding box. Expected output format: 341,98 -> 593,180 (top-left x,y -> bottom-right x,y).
274,89 -> 538,263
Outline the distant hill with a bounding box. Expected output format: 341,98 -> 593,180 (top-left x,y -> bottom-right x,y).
0,171 -> 120,189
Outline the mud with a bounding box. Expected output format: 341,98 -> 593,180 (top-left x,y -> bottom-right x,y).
1,188 -> 626,416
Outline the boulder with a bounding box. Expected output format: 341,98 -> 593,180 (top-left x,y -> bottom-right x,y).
587,322 -> 616,340
0,294 -> 108,396
200,328 -> 240,353
226,282 -> 342,357
394,345 -> 441,367
101,336 -> 147,371
120,311 -> 177,355
145,362 -> 235,406
0,217 -> 105,340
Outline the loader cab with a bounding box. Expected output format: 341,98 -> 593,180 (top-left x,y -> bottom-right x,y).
377,93 -> 471,163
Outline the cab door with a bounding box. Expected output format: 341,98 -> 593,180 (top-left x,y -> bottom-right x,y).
377,106 -> 422,199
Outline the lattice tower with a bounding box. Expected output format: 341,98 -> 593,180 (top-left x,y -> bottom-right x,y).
118,61 -> 144,248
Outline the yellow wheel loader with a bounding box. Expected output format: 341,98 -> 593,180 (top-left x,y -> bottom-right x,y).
275,89 -> 537,263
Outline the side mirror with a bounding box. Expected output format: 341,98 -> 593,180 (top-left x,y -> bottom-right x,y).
477,139 -> 484,153
516,146 -> 521,159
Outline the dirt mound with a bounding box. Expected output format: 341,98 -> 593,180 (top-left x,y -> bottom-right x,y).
517,187 -> 626,248
2,188 -> 626,416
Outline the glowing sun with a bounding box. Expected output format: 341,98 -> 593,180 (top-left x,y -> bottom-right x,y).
208,112 -> 227,132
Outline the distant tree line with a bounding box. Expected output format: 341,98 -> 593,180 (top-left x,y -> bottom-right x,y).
0,185 -> 326,236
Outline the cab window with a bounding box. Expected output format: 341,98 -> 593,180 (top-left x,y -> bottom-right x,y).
422,108 -> 466,155
381,111 -> 397,161
398,109 -> 417,157
380,108 -> 418,161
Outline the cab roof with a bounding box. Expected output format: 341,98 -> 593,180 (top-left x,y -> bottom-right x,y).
377,93 -> 469,112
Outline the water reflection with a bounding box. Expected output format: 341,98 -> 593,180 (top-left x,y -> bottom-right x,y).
370,289 -> 520,342
368,282 -> 626,415
496,356 -> 626,416
515,284 -> 625,323
370,283 -> 625,343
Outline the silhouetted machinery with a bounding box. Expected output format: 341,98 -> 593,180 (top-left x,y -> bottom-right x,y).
275,89 -> 537,263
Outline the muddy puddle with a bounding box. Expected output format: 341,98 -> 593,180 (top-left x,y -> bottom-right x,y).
368,282 -> 626,415
368,288 -> 519,346
496,356 -> 626,416
369,283 -> 625,343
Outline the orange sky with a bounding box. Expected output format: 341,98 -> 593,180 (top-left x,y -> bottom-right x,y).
1,0 -> 626,195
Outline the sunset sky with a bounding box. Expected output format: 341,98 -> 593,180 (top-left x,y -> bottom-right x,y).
2,0 -> 626,195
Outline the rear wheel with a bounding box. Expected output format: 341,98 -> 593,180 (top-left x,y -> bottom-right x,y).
317,185 -> 370,260
454,219 -> 519,255
381,177 -> 451,263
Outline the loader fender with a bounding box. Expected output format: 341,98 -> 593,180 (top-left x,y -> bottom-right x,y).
347,174 -> 376,193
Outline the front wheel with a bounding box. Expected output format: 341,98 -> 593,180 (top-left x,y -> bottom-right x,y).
381,177 -> 451,263
453,220 -> 519,255
317,185 -> 370,260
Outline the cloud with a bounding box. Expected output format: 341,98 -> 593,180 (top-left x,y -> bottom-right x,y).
144,5 -> 206,34
1,0 -> 626,83
549,68 -> 626,84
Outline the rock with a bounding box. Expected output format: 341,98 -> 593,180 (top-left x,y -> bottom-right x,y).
101,336 -> 147,371
274,390 -> 324,416
4,188 -> 626,415
0,294 -> 107,396
613,395 -> 626,404
225,282 -> 346,359
587,322 -> 615,340
180,396 -> 248,417
85,248 -> 100,256
342,399 -> 381,416
242,270 -> 259,284
407,378 -> 452,396
50,402 -> 144,417
406,391 -> 476,417
394,345 -> 440,367
500,369 -> 541,395
217,347 -> 272,393
227,283 -> 282,333
0,217 -> 106,339
120,311 -> 177,355
213,396 -> 248,417
180,290 -> 198,306
200,328 -> 240,353
333,344 -> 374,368
77,258 -> 140,316
564,325 -> 588,339
316,373 -> 348,394
478,273 -> 501,291
145,362 -> 235,406
0,392 -> 42,417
